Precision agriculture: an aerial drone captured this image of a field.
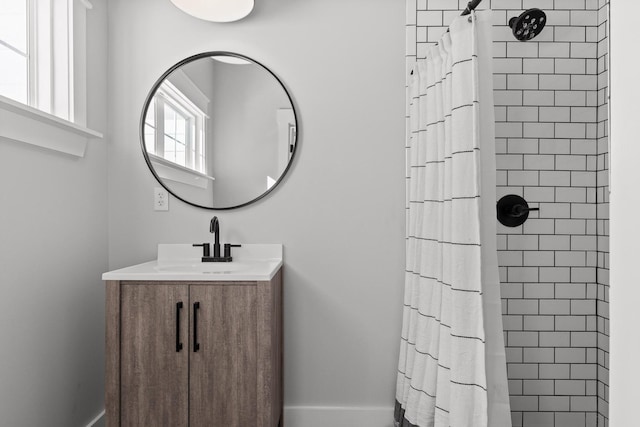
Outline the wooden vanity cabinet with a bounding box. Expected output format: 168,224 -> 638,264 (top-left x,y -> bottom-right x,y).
105,269 -> 283,427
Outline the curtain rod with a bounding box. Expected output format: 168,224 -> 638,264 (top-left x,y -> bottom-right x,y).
409,0 -> 485,75
461,0 -> 483,16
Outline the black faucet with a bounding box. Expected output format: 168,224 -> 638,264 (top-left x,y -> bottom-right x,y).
193,216 -> 241,262
210,216 -> 221,258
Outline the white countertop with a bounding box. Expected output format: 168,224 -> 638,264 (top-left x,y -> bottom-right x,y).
102,244 -> 282,282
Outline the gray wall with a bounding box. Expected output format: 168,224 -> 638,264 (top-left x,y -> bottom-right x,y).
407,0 -> 610,426
609,0 -> 640,423
0,1 -> 108,426
209,60 -> 290,207
107,0 -> 405,422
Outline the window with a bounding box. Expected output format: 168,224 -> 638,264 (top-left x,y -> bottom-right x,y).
0,0 -> 28,104
0,0 -> 99,158
145,81 -> 207,174
0,0 -> 74,120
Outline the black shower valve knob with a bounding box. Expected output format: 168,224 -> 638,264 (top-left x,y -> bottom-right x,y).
497,194 -> 538,227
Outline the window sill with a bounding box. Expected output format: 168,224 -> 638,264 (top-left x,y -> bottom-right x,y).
0,94 -> 103,157
149,154 -> 214,189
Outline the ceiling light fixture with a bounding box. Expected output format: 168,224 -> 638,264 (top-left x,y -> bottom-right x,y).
169,0 -> 254,23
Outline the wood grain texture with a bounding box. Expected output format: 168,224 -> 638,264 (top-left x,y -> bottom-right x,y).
105,274 -> 283,427
105,281 -> 120,427
274,269 -> 283,427
120,283 -> 189,427
277,269 -> 284,427
257,269 -> 284,427
189,284 -> 258,427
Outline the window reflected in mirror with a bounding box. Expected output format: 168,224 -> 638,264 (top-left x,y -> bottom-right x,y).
141,52 -> 298,210
144,81 -> 207,175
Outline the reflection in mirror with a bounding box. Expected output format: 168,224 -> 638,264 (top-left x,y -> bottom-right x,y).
141,53 -> 297,209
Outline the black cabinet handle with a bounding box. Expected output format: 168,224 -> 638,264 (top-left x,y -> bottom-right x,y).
176,302 -> 183,352
193,302 -> 200,352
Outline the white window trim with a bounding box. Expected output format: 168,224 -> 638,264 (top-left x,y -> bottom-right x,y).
0,0 -> 102,158
149,153 -> 215,190
147,80 -> 208,174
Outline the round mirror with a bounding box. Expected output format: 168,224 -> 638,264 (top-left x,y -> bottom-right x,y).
140,52 -> 298,209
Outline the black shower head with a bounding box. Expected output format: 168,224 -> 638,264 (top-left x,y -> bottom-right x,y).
509,8 -> 547,41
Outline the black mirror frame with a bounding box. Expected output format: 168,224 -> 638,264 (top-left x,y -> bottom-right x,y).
139,51 -> 299,210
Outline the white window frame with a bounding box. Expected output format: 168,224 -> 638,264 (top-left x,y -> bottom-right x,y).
145,81 -> 207,175
0,0 -> 102,157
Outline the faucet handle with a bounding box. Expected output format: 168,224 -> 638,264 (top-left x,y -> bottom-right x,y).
223,244 -> 242,259
193,243 -> 211,258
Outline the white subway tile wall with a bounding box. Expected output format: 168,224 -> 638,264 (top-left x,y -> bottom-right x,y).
406,0 -> 609,426
595,1 -> 609,426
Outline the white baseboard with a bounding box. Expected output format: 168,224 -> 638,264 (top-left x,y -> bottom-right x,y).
86,406 -> 394,427
86,410 -> 105,427
284,406 -> 395,427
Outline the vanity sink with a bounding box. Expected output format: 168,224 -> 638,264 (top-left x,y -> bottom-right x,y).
102,243 -> 282,281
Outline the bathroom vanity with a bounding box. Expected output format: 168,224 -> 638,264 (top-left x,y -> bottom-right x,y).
111,46 -> 296,426
103,245 -> 283,427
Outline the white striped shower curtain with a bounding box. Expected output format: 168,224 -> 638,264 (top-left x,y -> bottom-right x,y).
395,11 -> 511,427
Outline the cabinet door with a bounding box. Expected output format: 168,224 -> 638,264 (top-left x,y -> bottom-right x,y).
120,283 -> 189,427
190,284 -> 258,427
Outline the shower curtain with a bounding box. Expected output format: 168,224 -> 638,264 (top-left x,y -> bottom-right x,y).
395,11 -> 511,427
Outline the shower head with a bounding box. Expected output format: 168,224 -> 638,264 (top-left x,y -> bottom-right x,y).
509,8 -> 547,41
